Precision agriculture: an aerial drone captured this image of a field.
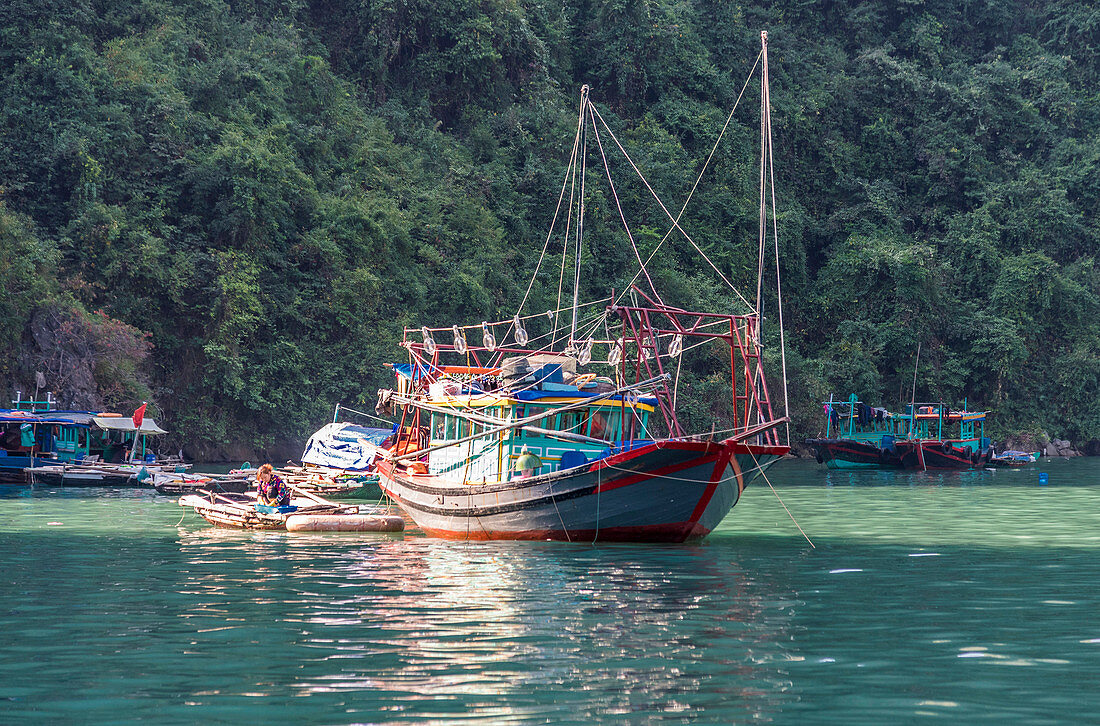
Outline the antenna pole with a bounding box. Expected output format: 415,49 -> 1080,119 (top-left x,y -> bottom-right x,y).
909,341 -> 921,438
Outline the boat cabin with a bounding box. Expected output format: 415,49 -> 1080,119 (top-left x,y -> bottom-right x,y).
822,394 -> 910,442
391,360 -> 655,482
2,395 -> 168,465
904,402 -> 990,452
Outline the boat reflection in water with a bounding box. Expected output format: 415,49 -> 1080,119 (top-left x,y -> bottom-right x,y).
173,531 -> 800,720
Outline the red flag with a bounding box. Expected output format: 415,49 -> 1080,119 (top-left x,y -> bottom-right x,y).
132,402 -> 147,429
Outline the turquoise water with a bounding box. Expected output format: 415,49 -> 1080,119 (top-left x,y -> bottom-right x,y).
2,458 -> 1099,723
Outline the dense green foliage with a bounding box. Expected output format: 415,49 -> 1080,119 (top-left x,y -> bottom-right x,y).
1,0 -> 1097,455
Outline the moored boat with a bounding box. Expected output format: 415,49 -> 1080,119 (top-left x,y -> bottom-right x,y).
153,470 -> 253,495
293,411 -> 396,499
894,403 -> 992,471
804,394 -> 909,469
25,461 -> 162,487
0,409 -> 54,483
301,419 -> 393,472
375,33 -> 790,543
988,450 -> 1041,467
13,400 -> 188,485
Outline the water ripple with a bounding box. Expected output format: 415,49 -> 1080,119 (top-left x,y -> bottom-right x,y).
2,462 -> 1100,723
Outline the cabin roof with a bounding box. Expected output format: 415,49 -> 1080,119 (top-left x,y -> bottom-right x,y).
36,411 -> 99,426
92,416 -> 168,434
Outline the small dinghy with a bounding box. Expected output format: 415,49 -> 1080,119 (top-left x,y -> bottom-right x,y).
178,491 -> 302,530
154,471 -> 252,495
988,450 -> 1041,467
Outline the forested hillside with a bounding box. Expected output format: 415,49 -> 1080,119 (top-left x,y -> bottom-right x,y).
1,0 -> 1097,458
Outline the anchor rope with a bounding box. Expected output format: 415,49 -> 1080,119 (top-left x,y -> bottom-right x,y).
748,448 -> 814,548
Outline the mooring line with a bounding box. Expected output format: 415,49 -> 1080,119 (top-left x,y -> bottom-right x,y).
751,452 -> 814,548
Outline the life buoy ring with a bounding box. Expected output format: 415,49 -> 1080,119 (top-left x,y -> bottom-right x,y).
573,373 -> 597,388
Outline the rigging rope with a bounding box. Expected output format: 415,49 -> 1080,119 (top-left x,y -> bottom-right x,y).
571,87 -> 590,343
590,104 -> 755,313
337,405 -> 396,426
613,51 -> 763,312
513,112 -> 583,326
763,33 -> 792,444
587,103 -> 664,305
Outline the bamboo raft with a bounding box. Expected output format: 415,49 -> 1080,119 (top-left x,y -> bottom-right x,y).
178,488 -> 404,532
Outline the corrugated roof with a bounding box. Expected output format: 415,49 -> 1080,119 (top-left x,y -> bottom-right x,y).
92,416 -> 168,435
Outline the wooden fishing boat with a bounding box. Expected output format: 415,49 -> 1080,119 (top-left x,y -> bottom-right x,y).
804,394 -> 909,469
3,397 -> 185,484
375,33 -> 790,543
300,419 -> 393,472
15,403 -> 188,485
893,403 -> 992,471
293,412 -> 394,498
24,460 -> 185,486
153,470 -> 252,495
0,409 -> 53,484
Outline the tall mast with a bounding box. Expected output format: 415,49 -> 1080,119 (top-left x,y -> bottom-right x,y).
761,29 -> 790,442
570,85 -> 589,347
756,30 -> 768,330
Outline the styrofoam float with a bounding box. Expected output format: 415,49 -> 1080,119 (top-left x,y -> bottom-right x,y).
284,513 -> 405,532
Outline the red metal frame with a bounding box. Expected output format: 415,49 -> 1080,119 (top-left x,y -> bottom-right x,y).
609,287 -> 779,445
396,287 -> 780,444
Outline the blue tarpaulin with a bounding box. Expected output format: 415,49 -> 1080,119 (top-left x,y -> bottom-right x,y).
300,423 -> 394,471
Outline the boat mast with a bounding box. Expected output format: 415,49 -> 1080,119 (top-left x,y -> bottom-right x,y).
756,29 -> 790,442
756,31 -> 768,324
570,85 -> 589,349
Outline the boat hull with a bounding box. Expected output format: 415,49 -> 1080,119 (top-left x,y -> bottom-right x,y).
154,478 -> 251,495
896,440 -> 990,470
0,456 -> 55,484
804,438 -> 902,469
24,469 -> 141,487
376,439 -> 788,543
